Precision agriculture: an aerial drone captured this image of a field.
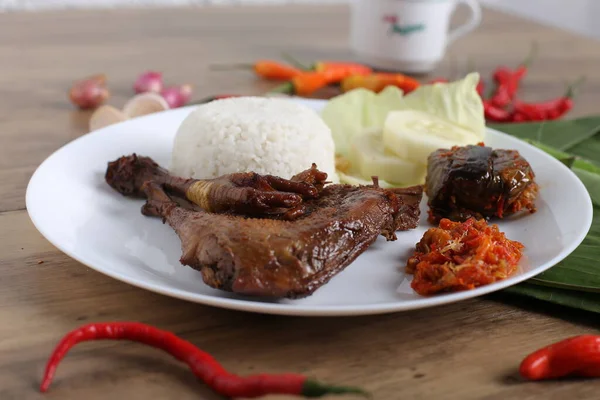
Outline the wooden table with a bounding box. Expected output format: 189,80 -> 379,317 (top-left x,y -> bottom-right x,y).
2,4 -> 600,399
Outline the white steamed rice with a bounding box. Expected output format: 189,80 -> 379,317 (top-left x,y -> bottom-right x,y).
170,96 -> 338,182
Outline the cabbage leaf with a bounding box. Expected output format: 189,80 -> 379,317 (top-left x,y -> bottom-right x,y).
320,73 -> 485,159
400,72 -> 485,138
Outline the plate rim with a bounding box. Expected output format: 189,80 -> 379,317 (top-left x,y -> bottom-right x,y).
25,100 -> 594,317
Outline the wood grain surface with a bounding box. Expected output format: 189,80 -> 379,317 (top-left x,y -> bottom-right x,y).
2,5 -> 600,399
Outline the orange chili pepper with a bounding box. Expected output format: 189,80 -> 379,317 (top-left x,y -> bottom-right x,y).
210,60 -> 302,81
254,61 -> 303,80
341,73 -> 420,94
268,60 -> 375,96
282,54 -> 373,84
270,72 -> 330,96
314,62 -> 373,83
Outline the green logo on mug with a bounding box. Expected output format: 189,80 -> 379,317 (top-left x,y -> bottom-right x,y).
382,15 -> 425,35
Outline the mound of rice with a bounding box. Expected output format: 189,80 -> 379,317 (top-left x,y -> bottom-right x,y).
170,96 -> 338,182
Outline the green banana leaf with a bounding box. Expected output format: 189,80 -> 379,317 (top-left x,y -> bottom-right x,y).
488,116 -> 600,151
524,140 -> 600,207
503,282 -> 600,313
487,116 -> 600,311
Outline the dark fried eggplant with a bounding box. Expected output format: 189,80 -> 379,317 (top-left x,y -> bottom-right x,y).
425,144 -> 538,224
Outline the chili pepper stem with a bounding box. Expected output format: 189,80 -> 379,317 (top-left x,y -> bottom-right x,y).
302,380 -> 371,398
565,75 -> 586,98
522,41 -> 539,68
269,82 -> 295,95
281,53 -> 312,71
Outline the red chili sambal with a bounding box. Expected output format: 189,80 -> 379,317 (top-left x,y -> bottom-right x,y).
406,218 -> 524,296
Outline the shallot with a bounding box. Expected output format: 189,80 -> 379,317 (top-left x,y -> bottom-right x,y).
160,84 -> 193,108
133,71 -> 163,94
68,74 -> 110,110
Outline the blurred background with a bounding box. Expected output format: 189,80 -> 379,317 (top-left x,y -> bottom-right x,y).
1,0 -> 599,40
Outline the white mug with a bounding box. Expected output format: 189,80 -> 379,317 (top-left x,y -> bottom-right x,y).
350,0 -> 482,74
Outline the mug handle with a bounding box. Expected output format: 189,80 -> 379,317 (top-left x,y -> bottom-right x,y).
447,0 -> 482,45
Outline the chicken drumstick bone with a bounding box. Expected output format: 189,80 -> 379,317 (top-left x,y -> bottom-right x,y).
105,154 -> 327,219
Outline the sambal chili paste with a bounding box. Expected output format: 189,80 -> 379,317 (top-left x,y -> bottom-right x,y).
406,218 -> 524,296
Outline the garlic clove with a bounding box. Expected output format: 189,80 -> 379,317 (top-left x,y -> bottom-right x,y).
123,92 -> 170,118
89,105 -> 127,131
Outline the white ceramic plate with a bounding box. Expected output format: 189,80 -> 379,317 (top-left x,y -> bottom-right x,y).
26,98 -> 593,316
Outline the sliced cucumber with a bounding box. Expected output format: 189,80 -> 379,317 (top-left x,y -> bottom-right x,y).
350,129 -> 427,186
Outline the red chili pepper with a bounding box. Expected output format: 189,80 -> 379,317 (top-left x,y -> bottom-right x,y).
512,112 -> 526,122
492,67 -> 512,83
520,335 -> 600,380
490,84 -> 512,108
512,76 -> 584,122
489,44 -> 538,108
483,100 -> 512,122
40,322 -> 368,398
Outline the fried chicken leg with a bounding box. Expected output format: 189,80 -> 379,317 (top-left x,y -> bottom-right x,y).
106,154 -> 327,220
105,154 -> 424,298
